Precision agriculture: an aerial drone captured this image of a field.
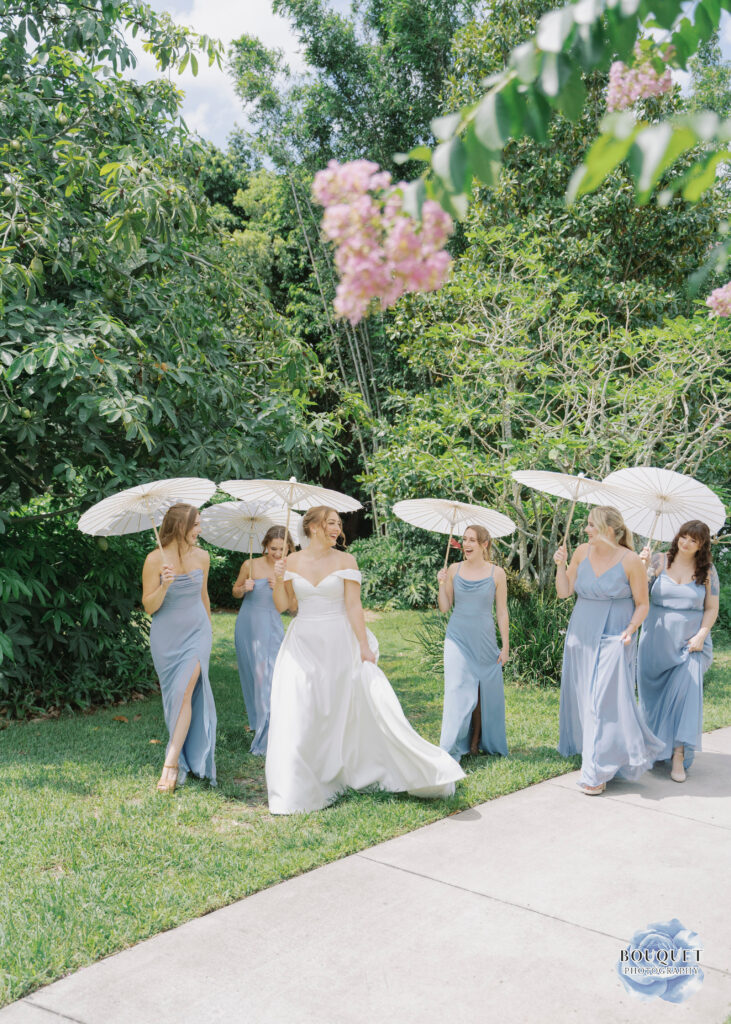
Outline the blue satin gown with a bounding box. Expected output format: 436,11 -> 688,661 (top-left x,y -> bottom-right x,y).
559,557 -> 662,788
149,569 -> 216,785
235,578 -> 284,755
638,571 -> 713,770
439,567 -> 508,759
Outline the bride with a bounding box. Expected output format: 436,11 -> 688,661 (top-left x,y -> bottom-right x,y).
266,506 -> 465,814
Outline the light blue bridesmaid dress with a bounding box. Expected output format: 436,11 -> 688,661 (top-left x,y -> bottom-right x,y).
234,578 -> 284,755
149,569 -> 216,785
638,571 -> 713,770
439,567 -> 508,759
559,556 -> 662,788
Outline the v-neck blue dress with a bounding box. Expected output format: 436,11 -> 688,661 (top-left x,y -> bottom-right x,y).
637,571 -> 713,770
559,556 -> 662,787
439,567 -> 508,759
234,577 -> 284,755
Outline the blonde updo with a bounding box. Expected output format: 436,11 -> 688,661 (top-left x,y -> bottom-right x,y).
261,525 -> 296,552
301,506 -> 346,546
589,506 -> 633,550
464,524 -> 492,560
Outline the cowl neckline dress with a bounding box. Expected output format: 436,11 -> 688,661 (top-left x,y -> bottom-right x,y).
440,568 -> 507,759
149,569 -> 216,786
638,571 -> 713,770
558,557 -> 663,788
234,577 -> 283,756
265,569 -> 465,814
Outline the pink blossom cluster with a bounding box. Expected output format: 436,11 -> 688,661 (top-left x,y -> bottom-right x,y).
606,46 -> 673,112
312,159 -> 453,325
706,282 -> 731,316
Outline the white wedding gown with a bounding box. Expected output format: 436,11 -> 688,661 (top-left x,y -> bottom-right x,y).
265,569 -> 465,814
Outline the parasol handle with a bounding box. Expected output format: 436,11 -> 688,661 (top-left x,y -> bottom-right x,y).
284,505 -> 292,559
645,510 -> 662,556
150,518 -> 164,555
248,532 -> 253,579
443,528 -> 454,570
561,498 -> 578,552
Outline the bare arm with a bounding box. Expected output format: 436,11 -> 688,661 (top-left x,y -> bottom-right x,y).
689,566 -> 720,651
494,568 -> 509,665
620,553 -> 649,645
437,564 -> 455,613
232,559 -> 256,599
141,552 -> 174,615
343,562 -> 375,663
272,558 -> 296,613
554,543 -> 585,599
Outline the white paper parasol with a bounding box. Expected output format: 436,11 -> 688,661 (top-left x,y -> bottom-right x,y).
511,470 -> 616,548
601,467 -> 726,544
78,477 -> 217,551
199,501 -> 303,574
219,477 -> 362,555
393,498 -> 516,568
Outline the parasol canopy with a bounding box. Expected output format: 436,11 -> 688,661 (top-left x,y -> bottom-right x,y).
78,477 -> 217,551
511,470 -> 619,548
218,477 -> 361,556
199,501 -> 302,554
393,498 -> 516,569
219,476 -> 362,513
601,467 -> 726,543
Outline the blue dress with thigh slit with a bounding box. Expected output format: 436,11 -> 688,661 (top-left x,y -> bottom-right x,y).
149,569 -> 216,785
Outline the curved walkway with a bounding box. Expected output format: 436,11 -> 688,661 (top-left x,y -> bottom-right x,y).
3,728 -> 731,1024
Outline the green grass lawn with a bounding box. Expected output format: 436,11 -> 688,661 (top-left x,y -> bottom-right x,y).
1,611 -> 730,1006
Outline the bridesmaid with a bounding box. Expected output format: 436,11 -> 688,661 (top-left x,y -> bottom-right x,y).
142,504 -> 216,792
232,525 -> 296,755
554,505 -> 663,795
638,521 -> 719,782
437,525 -> 509,760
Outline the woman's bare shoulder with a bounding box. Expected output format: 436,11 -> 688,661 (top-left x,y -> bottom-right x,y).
338,551 -> 358,570
144,548 -> 163,569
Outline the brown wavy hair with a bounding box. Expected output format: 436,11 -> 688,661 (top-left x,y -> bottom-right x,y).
667,521 -> 713,586
159,503 -> 198,554
464,524 -> 492,561
261,525 -> 296,553
301,506 -> 346,547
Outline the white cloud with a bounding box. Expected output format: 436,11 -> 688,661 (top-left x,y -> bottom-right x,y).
127,0 -> 308,149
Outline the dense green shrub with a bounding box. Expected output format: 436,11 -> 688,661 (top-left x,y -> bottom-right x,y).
1,514 -> 155,719
349,533 -> 451,609
413,572 -> 571,687
204,544 -> 247,611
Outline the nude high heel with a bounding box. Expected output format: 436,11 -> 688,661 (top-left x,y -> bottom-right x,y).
671,747 -> 686,783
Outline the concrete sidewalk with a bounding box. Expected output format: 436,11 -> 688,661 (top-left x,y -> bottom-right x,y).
3,729 -> 731,1024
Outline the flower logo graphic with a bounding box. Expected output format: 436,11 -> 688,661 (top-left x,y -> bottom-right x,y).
617,919 -> 703,1003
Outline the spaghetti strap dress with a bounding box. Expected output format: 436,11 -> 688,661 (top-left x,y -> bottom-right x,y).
149,569 -> 217,786
440,567 -> 507,759
558,557 -> 663,788
265,569 -> 465,814
637,571 -> 713,770
234,578 -> 284,756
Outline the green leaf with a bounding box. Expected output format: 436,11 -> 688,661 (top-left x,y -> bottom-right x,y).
431,112 -> 461,141
510,42 -> 539,84
536,7 -> 575,52
190,53 -> 199,76
401,178 -> 426,221
628,122 -> 699,201
605,8 -> 638,60
556,67 -> 587,121
432,137 -> 469,195
681,150 -> 731,201
538,52 -> 573,98
464,124 -> 502,187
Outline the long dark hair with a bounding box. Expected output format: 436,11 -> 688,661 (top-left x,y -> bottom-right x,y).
667,520 -> 713,586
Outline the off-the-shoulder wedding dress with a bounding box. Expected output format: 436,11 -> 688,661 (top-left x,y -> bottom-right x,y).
265,569 -> 465,814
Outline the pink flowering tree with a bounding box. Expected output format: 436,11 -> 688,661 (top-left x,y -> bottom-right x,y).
367,0 -> 731,316
312,160 -> 452,325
